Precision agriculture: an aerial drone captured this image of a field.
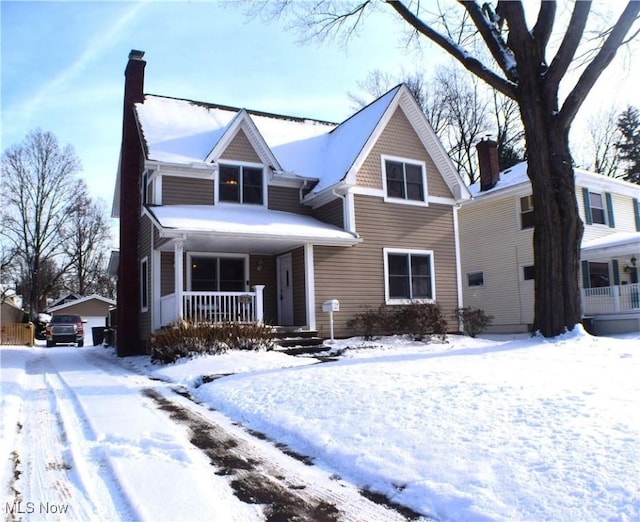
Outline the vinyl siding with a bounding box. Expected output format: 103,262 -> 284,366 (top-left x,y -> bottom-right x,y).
249,255 -> 277,325
160,252 -> 174,297
356,107 -> 453,199
139,215 -> 152,339
162,176 -> 213,205
268,186 -> 311,215
577,186 -> 639,241
314,194 -> 459,338
313,198 -> 344,228
219,129 -> 261,163
292,248 -> 307,326
52,300 -> 111,318
459,194 -> 534,332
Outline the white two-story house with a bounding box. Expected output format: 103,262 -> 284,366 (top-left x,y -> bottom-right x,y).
459,139 -> 640,335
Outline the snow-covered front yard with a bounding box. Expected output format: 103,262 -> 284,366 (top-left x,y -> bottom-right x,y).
1,327 -> 638,521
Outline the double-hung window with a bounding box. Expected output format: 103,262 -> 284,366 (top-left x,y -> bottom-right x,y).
520,195 -> 534,229
384,248 -> 434,303
219,164 -> 263,205
383,157 -> 427,204
582,188 -> 615,227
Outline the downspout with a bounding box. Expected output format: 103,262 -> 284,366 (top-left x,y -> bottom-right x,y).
453,204 -> 464,331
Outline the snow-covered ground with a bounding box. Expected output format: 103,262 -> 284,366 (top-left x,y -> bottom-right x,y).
1,327 -> 639,521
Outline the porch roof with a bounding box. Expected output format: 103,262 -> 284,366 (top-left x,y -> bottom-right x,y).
581,232 -> 640,260
148,204 -> 360,253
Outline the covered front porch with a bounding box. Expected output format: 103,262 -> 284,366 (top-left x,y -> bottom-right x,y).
148,204 -> 360,331
580,232 -> 640,335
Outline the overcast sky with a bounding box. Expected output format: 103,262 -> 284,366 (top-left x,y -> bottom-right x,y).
2,1 -> 638,208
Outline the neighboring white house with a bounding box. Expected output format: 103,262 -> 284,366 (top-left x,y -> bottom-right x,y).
459,140 -> 640,335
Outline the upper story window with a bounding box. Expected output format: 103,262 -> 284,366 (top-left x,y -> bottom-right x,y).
382,156 -> 427,205
520,195 -> 534,229
582,188 -> 615,228
219,164 -> 263,205
384,248 -> 434,303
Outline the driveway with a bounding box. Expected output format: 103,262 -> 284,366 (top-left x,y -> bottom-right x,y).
0,344 -> 417,521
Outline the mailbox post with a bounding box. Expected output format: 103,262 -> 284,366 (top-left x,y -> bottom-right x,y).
322,299 -> 340,342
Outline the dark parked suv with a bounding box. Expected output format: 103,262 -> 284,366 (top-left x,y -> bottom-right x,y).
46,314 -> 85,347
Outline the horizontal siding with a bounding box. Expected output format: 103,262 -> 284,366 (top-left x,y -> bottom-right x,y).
313,198 -> 343,228
249,255 -> 277,325
268,186 -> 311,215
578,186 -> 639,240
163,176 -> 213,205
314,195 -> 459,338
357,107 -> 453,199
292,248 -> 307,326
160,252 -> 174,297
139,216 -> 152,339
459,196 -> 534,330
219,129 -> 261,163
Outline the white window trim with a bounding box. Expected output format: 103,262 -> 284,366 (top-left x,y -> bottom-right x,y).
520,263 -> 535,283
186,252 -> 249,291
215,160 -> 267,207
140,256 -> 149,312
383,247 -> 436,305
588,191 -> 607,226
381,155 -> 428,207
466,270 -> 485,288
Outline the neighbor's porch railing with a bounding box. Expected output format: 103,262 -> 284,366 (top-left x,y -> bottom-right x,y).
581,283 -> 640,315
160,285 -> 264,326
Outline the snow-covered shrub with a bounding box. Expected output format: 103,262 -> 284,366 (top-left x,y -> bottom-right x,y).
453,307 -> 494,337
149,321 -> 274,364
346,305 -> 394,340
393,302 -> 448,341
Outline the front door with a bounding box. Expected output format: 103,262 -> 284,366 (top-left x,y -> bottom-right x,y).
277,253 -> 294,325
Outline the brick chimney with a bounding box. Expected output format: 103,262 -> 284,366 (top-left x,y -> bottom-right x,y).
117,50 -> 146,356
476,138 -> 500,191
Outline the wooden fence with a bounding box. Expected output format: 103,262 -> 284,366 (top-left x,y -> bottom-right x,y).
0,323 -> 35,346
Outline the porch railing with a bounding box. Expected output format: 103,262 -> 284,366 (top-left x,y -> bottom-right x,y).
582,283 -> 640,315
160,286 -> 264,326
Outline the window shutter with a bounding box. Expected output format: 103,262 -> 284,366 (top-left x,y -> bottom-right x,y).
605,192 -> 615,228
581,260 -> 591,289
582,188 -> 592,225
634,198 -> 640,232
612,259 -> 620,286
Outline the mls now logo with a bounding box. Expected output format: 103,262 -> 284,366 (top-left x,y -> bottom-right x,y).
5,501 -> 70,515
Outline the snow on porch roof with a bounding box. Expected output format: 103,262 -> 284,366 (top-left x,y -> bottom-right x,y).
148,204 -> 360,245
581,232 -> 640,253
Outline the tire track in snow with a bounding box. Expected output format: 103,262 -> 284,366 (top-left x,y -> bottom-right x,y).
10,353 -> 136,521
143,387 -> 426,522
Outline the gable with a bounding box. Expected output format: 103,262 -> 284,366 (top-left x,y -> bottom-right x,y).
219,128 -> 261,163
357,107 -> 453,199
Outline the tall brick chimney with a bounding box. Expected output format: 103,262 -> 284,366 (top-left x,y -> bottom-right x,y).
476,138 -> 500,191
117,50 -> 146,356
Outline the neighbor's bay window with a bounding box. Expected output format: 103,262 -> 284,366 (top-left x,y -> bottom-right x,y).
384,248 -> 434,303
219,164 -> 263,204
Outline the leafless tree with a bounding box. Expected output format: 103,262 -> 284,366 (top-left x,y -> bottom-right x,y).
61,182 -> 113,296
575,106 -> 622,177
260,1 -> 640,337
1,129 -> 84,317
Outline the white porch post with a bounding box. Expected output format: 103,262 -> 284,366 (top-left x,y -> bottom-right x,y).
304,243 -> 316,330
175,240 -> 184,321
253,285 -> 265,323
613,285 -> 621,313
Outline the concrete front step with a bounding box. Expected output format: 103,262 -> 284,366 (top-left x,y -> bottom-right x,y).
272,327 -> 330,355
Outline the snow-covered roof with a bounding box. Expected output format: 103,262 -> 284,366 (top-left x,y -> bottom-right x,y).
469,162 -> 640,198
148,204 -> 360,246
46,294 -> 116,313
581,232 -> 640,253
135,85 -> 422,197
